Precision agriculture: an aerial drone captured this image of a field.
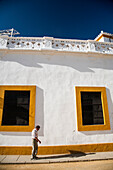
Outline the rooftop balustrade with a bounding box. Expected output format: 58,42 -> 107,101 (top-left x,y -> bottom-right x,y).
0,36 -> 113,54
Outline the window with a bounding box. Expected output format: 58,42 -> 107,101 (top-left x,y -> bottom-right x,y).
2,91 -> 30,126
0,86 -> 36,132
81,92 -> 104,125
75,87 -> 110,131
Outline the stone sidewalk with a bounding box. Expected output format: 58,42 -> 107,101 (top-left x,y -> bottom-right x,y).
0,152 -> 113,164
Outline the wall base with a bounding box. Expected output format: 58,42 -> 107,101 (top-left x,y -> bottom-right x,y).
0,143 -> 113,155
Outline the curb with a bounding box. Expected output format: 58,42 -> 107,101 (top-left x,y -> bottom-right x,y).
0,158 -> 113,164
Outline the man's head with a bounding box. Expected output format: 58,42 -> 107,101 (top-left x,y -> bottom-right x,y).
36,125 -> 40,131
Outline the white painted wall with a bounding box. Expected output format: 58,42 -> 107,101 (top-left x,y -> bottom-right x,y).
0,50 -> 113,146
98,36 -> 104,42
104,37 -> 113,43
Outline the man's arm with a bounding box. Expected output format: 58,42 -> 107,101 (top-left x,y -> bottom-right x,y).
35,137 -> 41,143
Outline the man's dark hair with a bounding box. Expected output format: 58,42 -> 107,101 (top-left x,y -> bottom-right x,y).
36,125 -> 40,129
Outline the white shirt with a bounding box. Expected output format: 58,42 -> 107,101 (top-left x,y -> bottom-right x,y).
32,128 -> 38,139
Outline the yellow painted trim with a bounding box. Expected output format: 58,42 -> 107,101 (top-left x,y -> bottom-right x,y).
75,86 -> 110,131
0,143 -> 113,155
0,85 -> 36,132
96,35 -> 103,41
96,34 -> 113,41
103,35 -> 113,39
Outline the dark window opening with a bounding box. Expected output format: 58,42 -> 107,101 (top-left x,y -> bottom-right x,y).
81,92 -> 104,125
2,91 -> 30,126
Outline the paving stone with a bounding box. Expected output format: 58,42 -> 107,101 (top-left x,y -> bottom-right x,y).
0,155 -> 6,162
1,155 -> 19,163
17,155 -> 31,163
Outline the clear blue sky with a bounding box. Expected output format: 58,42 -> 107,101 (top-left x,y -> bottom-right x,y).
0,0 -> 113,40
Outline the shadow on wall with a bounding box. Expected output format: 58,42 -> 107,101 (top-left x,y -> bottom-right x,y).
80,88 -> 113,136
106,88 -> 113,132
0,86 -> 44,137
1,51 -> 113,72
35,86 -> 44,136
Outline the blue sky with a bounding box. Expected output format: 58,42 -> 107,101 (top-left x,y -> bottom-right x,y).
0,0 -> 113,40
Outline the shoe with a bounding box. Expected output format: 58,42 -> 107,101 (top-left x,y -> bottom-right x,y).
34,156 -> 38,159
31,157 -> 34,160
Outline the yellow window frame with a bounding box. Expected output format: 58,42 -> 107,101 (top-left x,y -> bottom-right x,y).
0,85 -> 36,132
75,86 -> 110,131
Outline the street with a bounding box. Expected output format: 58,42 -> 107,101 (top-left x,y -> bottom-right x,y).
0,160 -> 113,170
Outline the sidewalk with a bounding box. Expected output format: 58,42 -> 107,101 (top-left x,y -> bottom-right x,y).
0,152 -> 113,164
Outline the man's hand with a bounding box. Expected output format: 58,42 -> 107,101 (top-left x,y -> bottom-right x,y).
39,140 -> 41,144
35,137 -> 41,143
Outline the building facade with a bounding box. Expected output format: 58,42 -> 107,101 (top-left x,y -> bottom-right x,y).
0,31 -> 113,155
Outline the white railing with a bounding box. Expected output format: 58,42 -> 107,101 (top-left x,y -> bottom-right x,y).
0,36 -> 113,54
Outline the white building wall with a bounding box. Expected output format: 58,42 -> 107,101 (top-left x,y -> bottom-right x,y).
98,36 -> 104,42
0,50 -> 113,146
104,37 -> 113,42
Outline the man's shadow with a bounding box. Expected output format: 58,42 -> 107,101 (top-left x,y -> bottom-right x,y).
38,150 -> 95,159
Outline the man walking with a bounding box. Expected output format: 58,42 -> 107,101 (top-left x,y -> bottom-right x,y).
31,125 -> 41,160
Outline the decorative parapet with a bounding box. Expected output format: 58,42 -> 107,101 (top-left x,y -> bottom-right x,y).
0,36 -> 8,49
0,36 -> 113,54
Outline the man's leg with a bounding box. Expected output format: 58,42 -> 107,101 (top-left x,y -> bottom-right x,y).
31,139 -> 36,159
34,140 -> 38,158
35,141 -> 38,156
